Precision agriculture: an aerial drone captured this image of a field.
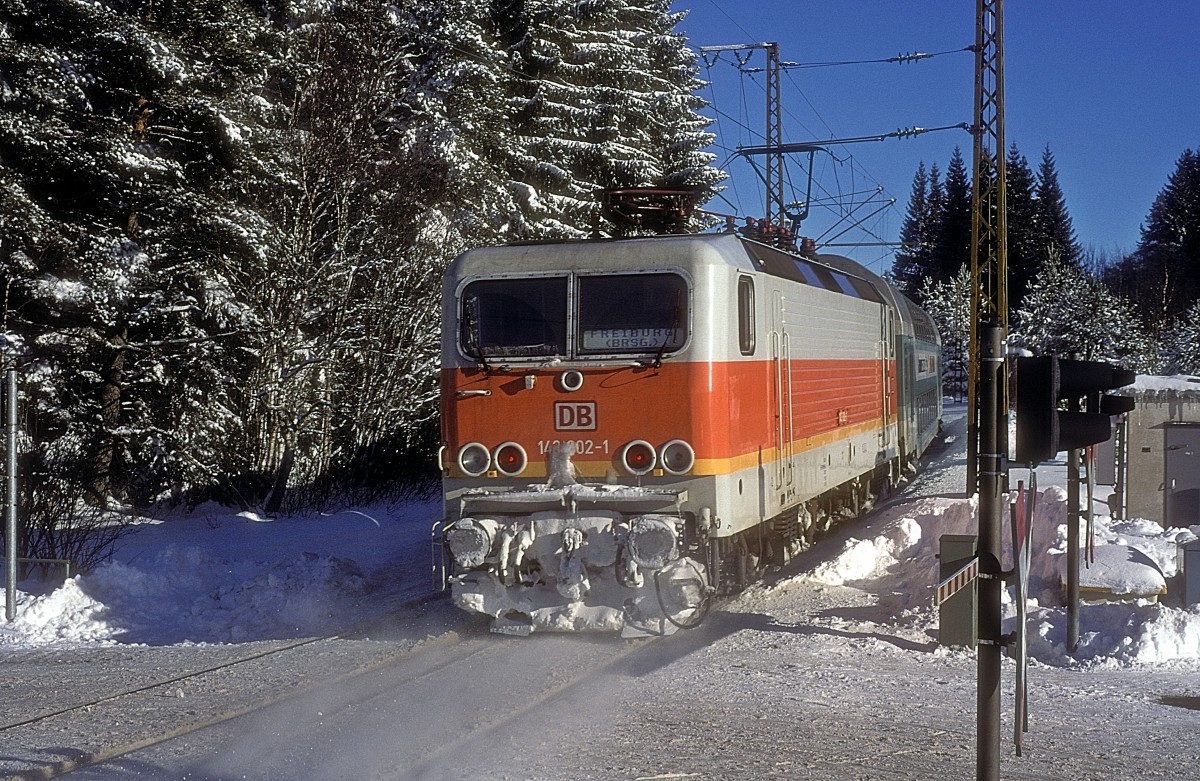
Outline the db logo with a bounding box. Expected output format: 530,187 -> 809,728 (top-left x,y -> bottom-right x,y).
555,401 -> 596,431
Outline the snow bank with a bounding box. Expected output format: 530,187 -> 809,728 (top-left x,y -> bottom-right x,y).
2,548 -> 372,646
802,499 -> 973,588
1,501 -> 435,648
769,487 -> 1200,669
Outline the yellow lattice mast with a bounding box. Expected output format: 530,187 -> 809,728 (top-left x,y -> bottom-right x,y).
968,2 -> 1008,780
968,0 -> 1008,493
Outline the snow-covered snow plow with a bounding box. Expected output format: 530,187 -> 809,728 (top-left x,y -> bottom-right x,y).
433,484 -> 711,635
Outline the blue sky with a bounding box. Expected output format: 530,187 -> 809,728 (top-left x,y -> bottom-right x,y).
672,1 -> 1199,276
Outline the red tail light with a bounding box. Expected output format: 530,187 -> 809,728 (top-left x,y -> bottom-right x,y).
492,442 -> 527,476
621,440 -> 657,476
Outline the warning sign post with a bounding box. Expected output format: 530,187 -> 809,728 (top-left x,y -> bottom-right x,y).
937,534 -> 979,648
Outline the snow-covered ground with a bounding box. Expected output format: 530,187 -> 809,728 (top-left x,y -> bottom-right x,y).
5,471 -> 1197,667
2,499 -> 441,648
3,403 -> 1200,779
774,482 -> 1200,668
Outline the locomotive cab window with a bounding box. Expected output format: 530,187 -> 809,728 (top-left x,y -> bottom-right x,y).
460,277 -> 567,358
578,273 -> 688,355
737,276 -> 755,355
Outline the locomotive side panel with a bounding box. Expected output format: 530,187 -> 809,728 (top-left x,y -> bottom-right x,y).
776,280 -> 893,510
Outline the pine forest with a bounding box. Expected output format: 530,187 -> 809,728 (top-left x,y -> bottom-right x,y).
895,143 -> 1200,387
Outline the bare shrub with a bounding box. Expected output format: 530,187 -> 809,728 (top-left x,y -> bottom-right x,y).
17,472 -> 135,576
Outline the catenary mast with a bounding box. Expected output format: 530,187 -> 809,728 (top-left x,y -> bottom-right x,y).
968,1 -> 1008,780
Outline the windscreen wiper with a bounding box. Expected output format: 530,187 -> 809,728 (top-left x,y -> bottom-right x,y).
462,296 -> 492,373
652,293 -> 683,369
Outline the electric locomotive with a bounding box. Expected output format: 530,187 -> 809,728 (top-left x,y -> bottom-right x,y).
434,227 -> 941,635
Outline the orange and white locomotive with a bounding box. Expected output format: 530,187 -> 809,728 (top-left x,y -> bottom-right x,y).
435,230 -> 941,634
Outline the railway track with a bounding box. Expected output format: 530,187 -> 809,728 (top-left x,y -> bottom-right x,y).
0,595 -> 469,781
18,624 -> 712,780
1,587 -> 713,781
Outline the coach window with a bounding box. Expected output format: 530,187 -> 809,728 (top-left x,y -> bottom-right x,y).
460,276 -> 568,359
737,276 -> 755,355
578,273 -> 688,355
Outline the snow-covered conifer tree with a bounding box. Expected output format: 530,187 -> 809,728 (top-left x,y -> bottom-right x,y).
0,0 -> 288,506
507,0 -> 721,237
1033,145 -> 1083,267
918,264 -> 970,400
1163,302 -> 1200,374
1005,144 -> 1040,310
1111,148 -> 1200,332
929,148 -> 972,283
892,163 -> 932,300
1014,249 -> 1156,372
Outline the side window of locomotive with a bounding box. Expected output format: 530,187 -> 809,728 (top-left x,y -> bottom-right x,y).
737,276 -> 755,355
828,270 -> 859,297
460,277 -> 568,358
577,273 -> 688,355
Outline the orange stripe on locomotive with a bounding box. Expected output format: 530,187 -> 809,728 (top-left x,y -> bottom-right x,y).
441,357 -> 899,479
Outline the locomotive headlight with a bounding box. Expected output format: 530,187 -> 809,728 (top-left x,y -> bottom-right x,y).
445,517 -> 498,569
626,515 -> 678,571
457,442 -> 491,477
492,441 -> 527,476
620,440 -> 657,476
559,370 -> 585,392
658,439 -> 695,475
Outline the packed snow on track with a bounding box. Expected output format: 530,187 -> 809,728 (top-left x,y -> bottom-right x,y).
2,419 -> 1200,781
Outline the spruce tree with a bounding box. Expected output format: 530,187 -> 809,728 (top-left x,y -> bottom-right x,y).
892,162 -> 931,299
918,264 -> 971,400
1005,144 -> 1040,309
508,0 -> 720,237
932,147 -> 972,283
1164,301 -> 1200,374
1014,249 -> 1156,372
1128,148 -> 1200,326
0,0 -> 288,505
1034,145 -> 1082,267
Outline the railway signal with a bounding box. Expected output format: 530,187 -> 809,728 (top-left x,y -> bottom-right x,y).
1014,356 -> 1136,466
1015,354 -> 1134,656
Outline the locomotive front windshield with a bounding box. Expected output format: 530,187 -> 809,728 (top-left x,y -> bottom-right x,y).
461,277 -> 568,358
459,272 -> 687,359
578,273 -> 687,354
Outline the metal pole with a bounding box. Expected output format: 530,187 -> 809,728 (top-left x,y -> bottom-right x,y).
764,42 -> 784,229
1066,397 -> 1081,651
969,2 -> 1006,775
5,365 -> 16,622
977,324 -> 1004,781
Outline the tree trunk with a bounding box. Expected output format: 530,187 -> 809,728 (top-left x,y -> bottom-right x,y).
87,328 -> 128,506
263,444 -> 295,516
